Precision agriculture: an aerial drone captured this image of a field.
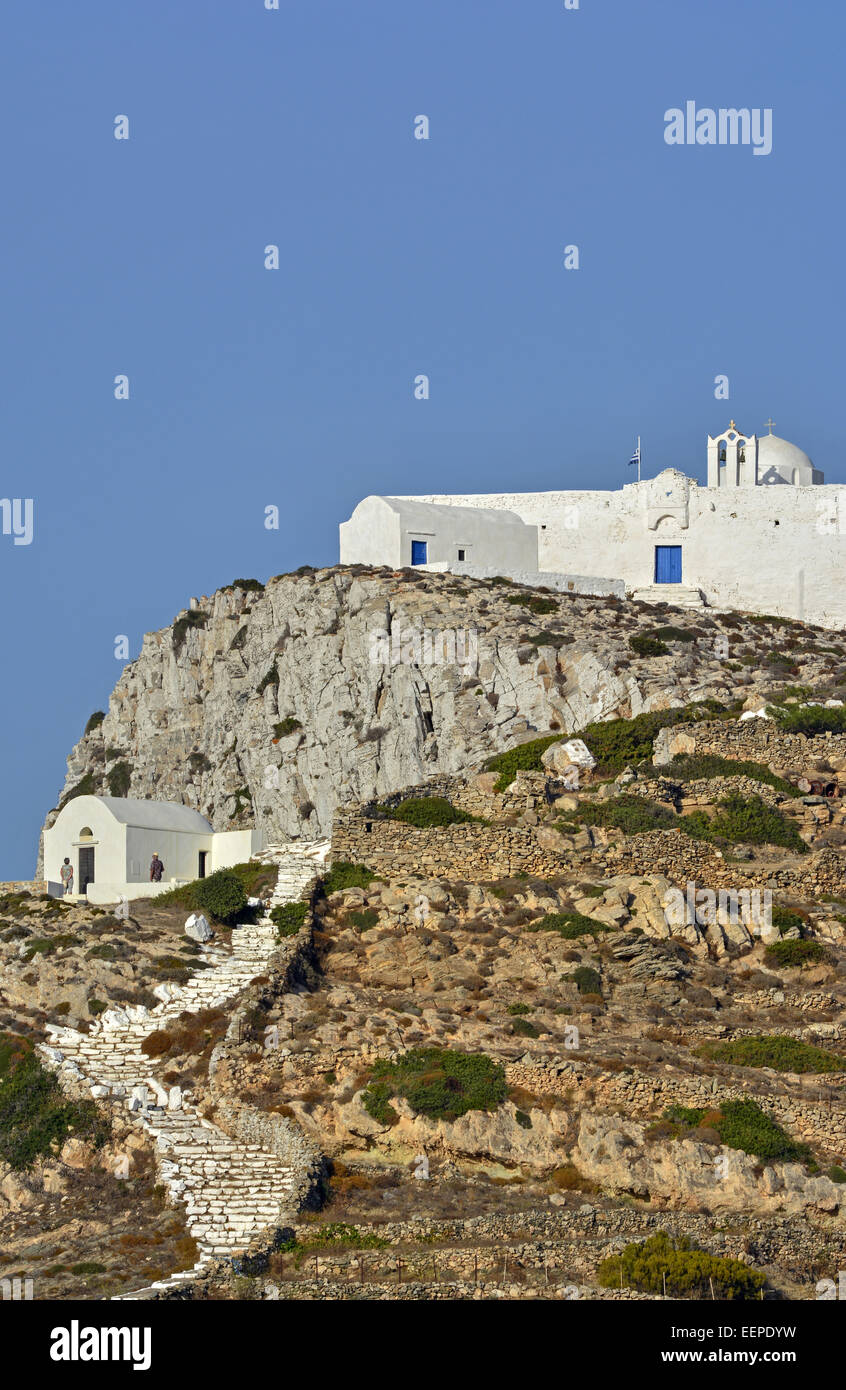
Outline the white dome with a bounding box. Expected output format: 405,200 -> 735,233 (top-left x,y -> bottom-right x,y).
756,433 -> 815,484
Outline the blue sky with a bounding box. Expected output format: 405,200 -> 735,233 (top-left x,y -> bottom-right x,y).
1,0 -> 843,877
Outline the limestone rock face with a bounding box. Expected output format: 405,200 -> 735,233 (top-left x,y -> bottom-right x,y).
573,1113 -> 843,1218
38,568 -> 742,872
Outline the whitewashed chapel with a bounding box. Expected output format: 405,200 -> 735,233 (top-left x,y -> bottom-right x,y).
340,422 -> 846,628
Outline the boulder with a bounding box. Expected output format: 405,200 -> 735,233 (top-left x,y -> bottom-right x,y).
185,913 -> 213,943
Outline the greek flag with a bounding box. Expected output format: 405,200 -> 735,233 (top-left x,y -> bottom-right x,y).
628,444 -> 640,467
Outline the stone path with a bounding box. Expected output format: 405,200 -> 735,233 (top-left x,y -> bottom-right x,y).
38,840 -> 330,1299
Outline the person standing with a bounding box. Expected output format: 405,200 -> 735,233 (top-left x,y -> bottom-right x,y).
150,852 -> 164,883
59,857 -> 74,896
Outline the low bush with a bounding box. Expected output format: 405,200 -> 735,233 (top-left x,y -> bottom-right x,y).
193,870 -> 248,923
629,634 -> 669,657
321,862 -> 378,895
658,752 -> 799,797
652,626 -> 696,642
770,704 -> 846,736
573,701 -> 729,775
84,711 -> 106,736
273,717 -> 302,738
770,905 -> 806,937
597,1231 -> 765,1300
107,761 -> 132,797
764,939 -> 826,968
382,796 -> 478,828
699,1035 -> 846,1075
484,735 -> 566,790
571,965 -> 602,995
363,1047 -> 507,1123
662,1098 -> 810,1163
0,1033 -> 109,1170
560,796 -> 677,836
348,908 -> 378,932
271,901 -> 309,938
682,794 -> 808,854
172,610 -> 209,654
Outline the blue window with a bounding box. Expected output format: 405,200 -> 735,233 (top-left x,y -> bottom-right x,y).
411,540 -> 428,565
654,545 -> 682,584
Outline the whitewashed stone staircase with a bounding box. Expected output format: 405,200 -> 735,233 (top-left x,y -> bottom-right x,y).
38,839 -> 330,1299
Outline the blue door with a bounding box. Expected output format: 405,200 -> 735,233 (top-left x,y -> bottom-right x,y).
411,540 -> 428,565
654,545 -> 682,584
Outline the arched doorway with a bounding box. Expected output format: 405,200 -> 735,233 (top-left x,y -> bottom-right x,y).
78,827 -> 95,895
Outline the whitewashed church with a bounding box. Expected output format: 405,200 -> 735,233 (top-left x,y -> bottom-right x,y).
43,796 -> 264,904
340,422 -> 845,629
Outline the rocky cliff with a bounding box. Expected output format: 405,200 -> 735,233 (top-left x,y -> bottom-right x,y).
38,565 -> 776,869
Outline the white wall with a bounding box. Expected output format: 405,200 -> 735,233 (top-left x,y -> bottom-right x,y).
211,829 -> 265,871
44,797 -> 129,891
411,476 -> 846,628
341,495 -> 539,572
125,825 -> 213,884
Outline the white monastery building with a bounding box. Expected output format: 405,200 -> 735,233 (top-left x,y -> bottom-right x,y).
340,422 -> 845,628
43,796 -> 264,904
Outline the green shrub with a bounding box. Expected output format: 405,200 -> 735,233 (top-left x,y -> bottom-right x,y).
321,862 -> 378,895
573,701 -> 729,775
699,1036 -> 846,1075
348,908 -> 378,932
770,704 -> 846,736
172,610 -> 209,654
664,1099 -> 810,1163
257,664 -> 279,694
827,1165 -> 846,1184
229,578 -> 264,593
682,793 -> 808,854
84,711 -> 106,736
572,965 -> 601,995
361,1082 -> 398,1125
273,717 -> 302,738
561,796 -> 677,836
194,870 -> 248,923
764,939 -> 826,969
382,796 -> 477,828
597,1232 -> 765,1300
770,905 -> 806,937
107,761 -> 132,797
57,772 -> 98,812
22,934 -> 81,961
512,1018 -> 539,1038
652,626 -> 696,642
529,911 -> 608,939
485,735 -> 566,790
715,1098 -> 811,1163
506,1003 -> 533,1016
0,1034 -> 110,1170
188,752 -> 212,773
365,1048 -> 507,1123
630,634 -> 669,657
271,901 -> 309,938
658,752 -> 799,797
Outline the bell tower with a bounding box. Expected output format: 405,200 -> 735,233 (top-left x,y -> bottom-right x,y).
707,421 -> 758,488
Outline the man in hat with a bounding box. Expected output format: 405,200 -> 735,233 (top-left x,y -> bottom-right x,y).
150,852 -> 164,883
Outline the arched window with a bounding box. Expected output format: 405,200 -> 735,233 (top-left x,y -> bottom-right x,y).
78,827 -> 94,839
